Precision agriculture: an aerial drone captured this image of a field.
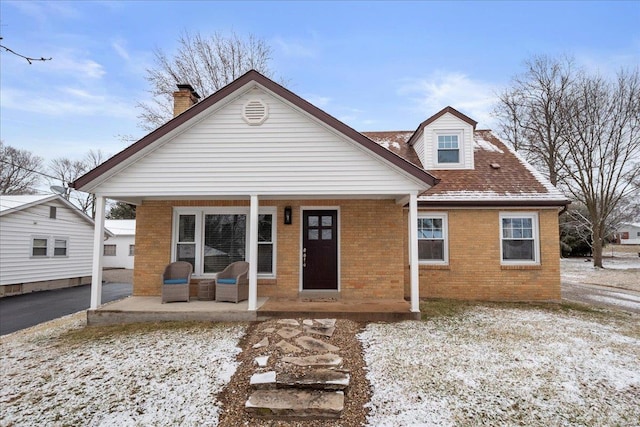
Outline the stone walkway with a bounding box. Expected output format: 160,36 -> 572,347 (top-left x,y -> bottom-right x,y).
244,318 -> 350,419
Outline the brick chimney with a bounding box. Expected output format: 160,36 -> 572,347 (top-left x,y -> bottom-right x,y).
173,84 -> 201,117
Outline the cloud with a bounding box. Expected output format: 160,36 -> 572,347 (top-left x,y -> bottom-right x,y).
0,86 -> 135,118
304,94 -> 331,108
273,37 -> 317,58
111,39 -> 130,61
6,0 -> 80,23
398,71 -> 498,129
46,53 -> 106,80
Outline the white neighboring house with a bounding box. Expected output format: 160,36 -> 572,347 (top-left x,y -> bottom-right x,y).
616,222 -> 640,245
0,194 -> 113,297
103,219 -> 136,269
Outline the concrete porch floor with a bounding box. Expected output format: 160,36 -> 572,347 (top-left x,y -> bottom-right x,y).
88,296 -> 418,326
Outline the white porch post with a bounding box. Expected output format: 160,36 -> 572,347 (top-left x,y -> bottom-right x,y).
409,193 -> 420,313
248,195 -> 259,311
90,195 -> 106,309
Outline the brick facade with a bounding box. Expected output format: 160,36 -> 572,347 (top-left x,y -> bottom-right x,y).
133,199 -> 405,300
403,208 -> 561,301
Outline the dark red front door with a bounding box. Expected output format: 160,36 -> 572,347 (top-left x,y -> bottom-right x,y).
303,210 -> 338,290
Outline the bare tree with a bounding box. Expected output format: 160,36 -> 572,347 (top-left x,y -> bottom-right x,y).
560,69 -> 640,267
494,55 -> 576,185
137,30 -> 274,131
48,149 -> 108,218
0,141 -> 44,194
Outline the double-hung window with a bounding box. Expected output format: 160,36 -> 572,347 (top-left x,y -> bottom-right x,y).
53,238 -> 68,257
174,207 -> 276,277
31,236 -> 69,257
417,213 -> 448,264
31,237 -> 49,257
500,212 -> 539,264
437,134 -> 460,164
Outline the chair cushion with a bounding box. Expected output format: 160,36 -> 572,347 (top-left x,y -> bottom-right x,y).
217,278 -> 237,285
164,279 -> 188,284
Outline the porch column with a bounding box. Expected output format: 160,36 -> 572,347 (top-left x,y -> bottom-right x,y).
90,195 -> 106,309
409,193 -> 420,313
248,194 -> 259,311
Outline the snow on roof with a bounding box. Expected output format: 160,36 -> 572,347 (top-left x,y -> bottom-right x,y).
474,138 -> 504,153
0,194 -> 55,213
104,219 -> 136,235
366,129 -> 568,205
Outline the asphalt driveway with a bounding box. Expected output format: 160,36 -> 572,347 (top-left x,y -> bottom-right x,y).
0,282 -> 132,335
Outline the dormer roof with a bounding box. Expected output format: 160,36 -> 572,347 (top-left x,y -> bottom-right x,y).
407,106 -> 478,146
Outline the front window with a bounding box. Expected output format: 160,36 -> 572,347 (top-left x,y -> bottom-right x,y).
203,214 -> 246,273
500,213 -> 539,264
437,135 -> 460,163
418,213 -> 448,264
174,208 -> 276,277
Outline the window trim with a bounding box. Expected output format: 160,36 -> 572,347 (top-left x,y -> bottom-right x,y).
499,212 -> 540,265
433,130 -> 465,168
103,244 -> 117,256
31,236 -> 49,258
52,237 -> 69,257
417,212 -> 449,265
172,206 -> 277,279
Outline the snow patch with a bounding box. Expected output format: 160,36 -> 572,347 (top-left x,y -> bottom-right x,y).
474,138 -> 504,153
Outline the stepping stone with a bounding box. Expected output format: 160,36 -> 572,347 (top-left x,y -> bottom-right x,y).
304,325 -> 336,338
275,340 -> 302,353
277,319 -> 300,326
253,337 -> 269,349
295,336 -> 340,352
315,318 -> 337,329
277,369 -> 350,390
263,327 -> 275,333
277,327 -> 301,339
282,353 -> 342,368
254,356 -> 269,367
303,319 -> 314,326
246,389 -> 344,419
250,371 -> 276,389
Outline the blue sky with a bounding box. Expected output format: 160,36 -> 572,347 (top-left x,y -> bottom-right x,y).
1,1 -> 638,165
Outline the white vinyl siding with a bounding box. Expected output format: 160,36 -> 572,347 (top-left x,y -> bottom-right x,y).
421,112 -> 474,170
500,212 -> 540,265
0,200 -> 94,286
93,88 -> 426,198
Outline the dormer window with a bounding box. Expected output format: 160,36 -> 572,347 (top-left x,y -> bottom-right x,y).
436,133 -> 462,165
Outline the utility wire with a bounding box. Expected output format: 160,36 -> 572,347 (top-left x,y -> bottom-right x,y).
0,159 -> 65,182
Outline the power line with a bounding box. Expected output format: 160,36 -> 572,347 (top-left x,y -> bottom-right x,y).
0,159 -> 64,182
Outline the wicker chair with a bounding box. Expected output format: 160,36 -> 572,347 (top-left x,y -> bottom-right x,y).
215,261 -> 249,303
161,261 -> 193,303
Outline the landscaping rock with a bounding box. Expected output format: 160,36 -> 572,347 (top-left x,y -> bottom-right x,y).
282,353 -> 343,368
250,371 -> 276,389
277,369 -> 350,390
275,340 -> 301,353
295,336 -> 340,352
252,337 -> 269,349
245,389 -> 344,418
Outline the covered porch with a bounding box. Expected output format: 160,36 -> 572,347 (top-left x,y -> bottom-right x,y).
87,295 -> 417,326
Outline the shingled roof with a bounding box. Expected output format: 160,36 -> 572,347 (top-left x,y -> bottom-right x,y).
364,129 -> 569,207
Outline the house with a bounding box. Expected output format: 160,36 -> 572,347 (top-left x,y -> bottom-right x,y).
0,194 -> 113,297
72,70 -> 569,313
103,219 -> 136,269
615,223 -> 640,245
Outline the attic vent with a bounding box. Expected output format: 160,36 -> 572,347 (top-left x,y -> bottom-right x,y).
242,99 -> 268,125
490,163 -> 501,169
